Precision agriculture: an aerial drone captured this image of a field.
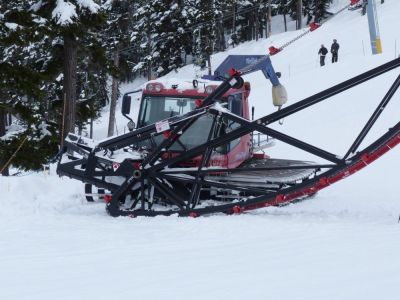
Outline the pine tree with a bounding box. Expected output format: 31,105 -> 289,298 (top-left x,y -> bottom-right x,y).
229,0 -> 272,43
102,0 -> 133,137
276,0 -> 290,32
46,0 -> 105,138
0,1 -> 107,171
286,0 -> 332,26
190,0 -> 222,73
153,0 -> 191,75
285,0 -> 301,28
214,0 -> 226,52
130,1 -> 154,79
0,1 -> 60,171
234,0 -> 257,43
311,0 -> 333,23
132,0 -> 191,78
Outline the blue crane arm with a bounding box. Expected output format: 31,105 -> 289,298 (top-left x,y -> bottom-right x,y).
202,55 -> 281,86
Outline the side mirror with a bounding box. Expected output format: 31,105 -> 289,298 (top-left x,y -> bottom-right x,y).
122,94 -> 131,115
127,120 -> 135,131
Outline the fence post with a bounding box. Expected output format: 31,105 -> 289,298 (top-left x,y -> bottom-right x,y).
362,40 -> 365,56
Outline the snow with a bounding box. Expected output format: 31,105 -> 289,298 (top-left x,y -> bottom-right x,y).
36,122 -> 52,140
2,0 -> 400,299
77,0 -> 100,14
55,73 -> 63,82
52,0 -> 78,25
52,0 -> 100,25
0,123 -> 24,141
30,0 -> 43,13
5,22 -> 18,30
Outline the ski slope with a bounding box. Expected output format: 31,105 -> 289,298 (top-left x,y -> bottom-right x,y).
2,1 -> 400,299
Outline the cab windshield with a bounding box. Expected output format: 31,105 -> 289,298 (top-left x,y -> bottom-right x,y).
139,96 -> 196,127
137,94 -> 243,151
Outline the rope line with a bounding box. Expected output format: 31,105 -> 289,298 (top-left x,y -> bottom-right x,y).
0,135 -> 28,175
274,4 -> 351,53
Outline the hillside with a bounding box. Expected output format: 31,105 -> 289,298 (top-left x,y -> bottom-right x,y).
2,1 -> 400,299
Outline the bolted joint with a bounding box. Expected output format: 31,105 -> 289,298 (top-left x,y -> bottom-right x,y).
133,169 -> 141,179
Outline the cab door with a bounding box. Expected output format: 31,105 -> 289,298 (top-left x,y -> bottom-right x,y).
226,93 -> 252,168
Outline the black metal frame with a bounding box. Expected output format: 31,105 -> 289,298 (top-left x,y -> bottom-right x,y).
57,57 -> 400,217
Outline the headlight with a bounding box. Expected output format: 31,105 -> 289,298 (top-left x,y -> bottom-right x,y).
154,83 -> 162,92
146,83 -> 154,91
146,82 -> 163,92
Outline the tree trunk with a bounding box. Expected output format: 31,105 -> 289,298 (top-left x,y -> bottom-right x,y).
255,12 -> 259,41
207,53 -> 212,76
267,1 -> 272,37
248,13 -> 253,41
283,13 -> 287,32
281,0 -> 287,32
89,118 -> 93,139
146,23 -> 152,80
0,110 -> 9,176
313,0 -> 320,23
108,48 -> 120,137
62,33 -> 77,137
218,21 -> 226,51
297,0 -> 302,29
231,3 -> 236,47
206,35 -> 212,75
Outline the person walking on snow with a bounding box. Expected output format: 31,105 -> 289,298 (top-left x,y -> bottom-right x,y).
331,39 -> 340,63
318,44 -> 328,66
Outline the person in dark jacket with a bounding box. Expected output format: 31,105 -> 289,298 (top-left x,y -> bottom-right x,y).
331,39 -> 340,63
318,44 -> 328,66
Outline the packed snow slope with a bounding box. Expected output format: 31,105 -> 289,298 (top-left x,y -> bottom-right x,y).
2,1 -> 400,299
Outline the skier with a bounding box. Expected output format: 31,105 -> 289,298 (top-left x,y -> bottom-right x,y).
331,39 -> 340,63
318,44 -> 328,66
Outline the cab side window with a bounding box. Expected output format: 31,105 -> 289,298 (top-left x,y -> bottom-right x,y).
227,93 -> 243,150
228,93 -> 243,117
